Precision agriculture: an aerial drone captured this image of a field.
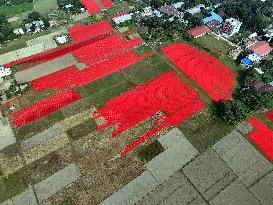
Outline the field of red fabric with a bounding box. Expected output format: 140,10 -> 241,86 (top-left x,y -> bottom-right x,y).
31,66 -> 78,92
4,28 -> 114,68
266,110 -> 273,123
247,117 -> 273,161
12,89 -> 81,127
35,51 -> 154,91
162,43 -> 235,101
73,35 -> 143,66
100,0 -> 114,8
69,21 -> 113,42
81,0 -> 102,14
111,9 -> 130,18
92,71 -> 206,155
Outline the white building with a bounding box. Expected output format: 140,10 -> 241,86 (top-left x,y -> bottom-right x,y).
185,4 -> 205,15
13,28 -> 25,35
113,13 -> 133,24
248,53 -> 261,63
141,6 -> 153,17
55,35 -> 68,44
223,18 -> 242,36
0,66 -> 12,78
172,2 -> 184,9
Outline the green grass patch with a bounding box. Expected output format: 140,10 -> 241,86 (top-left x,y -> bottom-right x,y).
77,72 -> 132,108
66,120 -> 97,141
122,60 -> 170,85
0,3 -> 33,16
104,1 -> 129,16
138,141 -> 164,162
134,44 -> 155,54
17,89 -> 56,109
0,171 -> 28,203
257,113 -> 273,130
179,107 -> 234,152
33,0 -> 58,14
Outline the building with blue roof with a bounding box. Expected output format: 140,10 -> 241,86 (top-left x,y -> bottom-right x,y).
202,12 -> 223,24
242,57 -> 254,66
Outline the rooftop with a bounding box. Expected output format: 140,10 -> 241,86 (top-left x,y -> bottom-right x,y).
159,5 -> 178,16
248,41 -> 273,56
203,12 -> 223,24
187,25 -> 211,38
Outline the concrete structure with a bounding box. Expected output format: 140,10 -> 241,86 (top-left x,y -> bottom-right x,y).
250,171 -> 273,205
34,163 -> 81,203
0,44 -> 46,66
0,112 -> 16,151
146,130 -> 199,183
101,171 -> 158,205
183,149 -> 237,201
158,128 -> 185,149
213,130 -> 273,188
14,54 -> 77,83
21,122 -> 65,151
210,180 -> 260,205
86,126 -> 273,205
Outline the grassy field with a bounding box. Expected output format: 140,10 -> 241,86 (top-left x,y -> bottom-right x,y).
33,0 -> 58,15
192,34 -> 242,76
0,3 -> 33,16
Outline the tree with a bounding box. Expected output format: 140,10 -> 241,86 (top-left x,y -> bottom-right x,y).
23,11 -> 50,31
237,69 -> 260,87
0,14 -> 15,43
213,100 -> 248,125
234,87 -> 265,111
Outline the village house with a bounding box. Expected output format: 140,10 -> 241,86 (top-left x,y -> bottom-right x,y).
223,18 -> 242,37
247,41 -> 273,57
187,25 -> 211,38
185,4 -> 205,15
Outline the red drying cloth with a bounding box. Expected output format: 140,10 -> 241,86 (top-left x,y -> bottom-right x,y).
111,9 -> 130,18
81,0 -> 102,14
69,21 -> 113,42
12,89 -> 81,127
247,117 -> 273,161
266,110 -> 273,123
162,43 -> 236,101
92,71 -> 206,155
31,66 -> 78,92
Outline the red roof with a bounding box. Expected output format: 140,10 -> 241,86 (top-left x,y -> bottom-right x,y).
248,41 -> 273,56
187,25 -> 211,38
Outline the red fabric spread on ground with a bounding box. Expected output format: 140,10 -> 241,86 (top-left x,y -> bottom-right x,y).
33,51 -> 154,91
247,117 -> 273,161
100,0 -> 114,8
73,35 -> 143,66
81,0 -> 102,14
162,43 -> 236,101
31,66 -> 78,92
69,21 -> 113,42
4,28 -> 114,68
92,71 -> 206,156
111,9 -> 130,18
266,110 -> 273,123
12,89 -> 81,127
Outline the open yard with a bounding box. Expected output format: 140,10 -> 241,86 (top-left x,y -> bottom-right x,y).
33,0 -> 58,15
0,3 -> 33,16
